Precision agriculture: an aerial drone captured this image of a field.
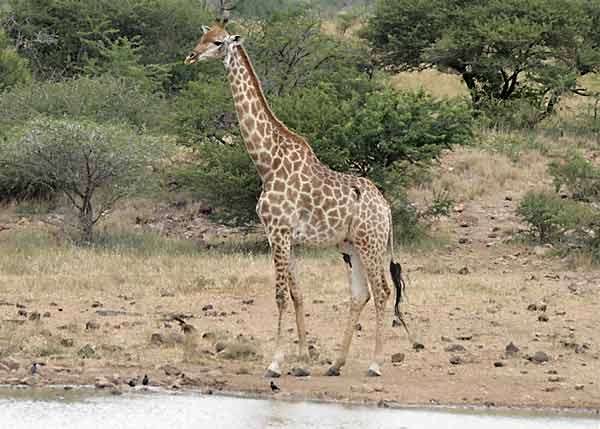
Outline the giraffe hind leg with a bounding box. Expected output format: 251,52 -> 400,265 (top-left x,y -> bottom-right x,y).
326,249 -> 370,376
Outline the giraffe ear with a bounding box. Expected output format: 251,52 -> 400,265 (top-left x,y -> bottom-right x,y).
227,34 -> 242,44
202,25 -> 210,34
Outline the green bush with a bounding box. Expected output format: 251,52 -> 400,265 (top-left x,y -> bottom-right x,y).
0,75 -> 170,132
0,29 -> 31,92
517,191 -> 598,243
548,153 -> 600,202
0,119 -> 166,242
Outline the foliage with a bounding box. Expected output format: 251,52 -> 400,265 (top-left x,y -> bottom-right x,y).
0,29 -> 30,91
3,0 -> 211,89
362,0 -> 600,126
549,153 -> 600,202
517,191 -> 598,243
0,75 -> 170,132
0,119 -> 166,242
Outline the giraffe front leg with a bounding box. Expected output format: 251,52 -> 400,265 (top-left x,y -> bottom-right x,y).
288,256 -> 309,361
265,232 -> 292,378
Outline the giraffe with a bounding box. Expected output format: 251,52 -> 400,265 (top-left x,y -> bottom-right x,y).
184,19 -> 407,378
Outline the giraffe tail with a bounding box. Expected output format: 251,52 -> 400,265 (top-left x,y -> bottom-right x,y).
388,211 -> 410,336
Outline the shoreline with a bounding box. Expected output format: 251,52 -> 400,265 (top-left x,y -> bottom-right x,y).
1,380 -> 599,418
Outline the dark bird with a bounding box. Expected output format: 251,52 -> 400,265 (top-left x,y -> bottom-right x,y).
270,381 -> 280,394
127,379 -> 136,387
142,374 -> 149,386
30,362 -> 39,376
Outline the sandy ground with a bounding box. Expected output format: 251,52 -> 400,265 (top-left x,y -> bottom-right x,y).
1,147 -> 599,412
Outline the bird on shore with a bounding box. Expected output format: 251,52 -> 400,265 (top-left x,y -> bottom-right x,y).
270,381 -> 280,394
142,374 -> 149,386
127,378 -> 136,387
30,363 -> 39,376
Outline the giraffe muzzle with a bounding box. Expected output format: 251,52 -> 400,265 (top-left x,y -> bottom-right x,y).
184,52 -> 198,65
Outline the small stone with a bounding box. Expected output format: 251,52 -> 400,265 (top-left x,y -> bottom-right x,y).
42,312 -> 51,318
391,353 -> 405,363
150,333 -> 164,346
538,314 -> 549,322
441,336 -> 452,342
355,323 -> 362,331
392,319 -> 403,328
28,312 -> 41,321
160,289 -> 175,298
242,299 -> 254,305
548,376 -> 563,382
17,309 -> 27,317
543,386 -> 559,392
449,356 -> 463,365
78,344 -> 96,359
412,342 -> 425,351
444,344 -> 466,353
457,335 -> 472,341
162,365 -> 182,376
575,384 -> 584,391
530,351 -> 550,363
202,304 -> 214,312
86,320 -> 100,330
493,361 -> 505,367
458,237 -> 469,244
505,342 -> 520,356
458,267 -> 469,275
215,342 -> 226,353
91,301 -> 102,308
527,304 -> 538,311
290,367 -> 310,377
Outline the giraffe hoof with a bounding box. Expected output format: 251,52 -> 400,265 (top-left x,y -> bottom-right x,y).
325,366 -> 340,377
264,369 -> 281,378
367,369 -> 382,377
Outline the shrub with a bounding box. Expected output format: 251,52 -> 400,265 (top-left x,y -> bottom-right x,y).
517,191 -> 598,243
0,29 -> 31,92
0,75 -> 170,132
548,153 -> 600,202
0,119 -> 166,242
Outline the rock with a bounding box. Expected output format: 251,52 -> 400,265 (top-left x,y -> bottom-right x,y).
202,304 -> 214,312
543,386 -> 559,392
78,344 -> 96,359
548,376 -> 563,382
456,335 -> 472,341
86,320 -> 100,330
95,378 -> 115,389
242,299 -> 254,305
202,332 -> 217,341
160,289 -> 175,297
505,342 -> 520,356
96,309 -> 130,317
530,351 -> 550,364
355,323 -> 362,331
493,361 -> 505,367
575,384 -> 585,391
453,204 -> 465,213
444,344 -> 466,353
538,314 -> 549,322
412,342 -> 425,351
449,356 -> 463,365
458,267 -> 470,275
290,367 -> 310,377
0,358 -> 19,371
308,344 -> 319,360
162,365 -> 182,376
42,312 -> 51,318
391,353 -> 405,363
392,319 -> 403,328
91,301 -> 102,308
440,336 -> 452,342
17,309 -> 27,317
527,303 -> 538,311
215,342 -> 227,353
60,338 -> 74,347
534,245 -> 553,257
28,312 -> 41,321
458,237 -> 469,244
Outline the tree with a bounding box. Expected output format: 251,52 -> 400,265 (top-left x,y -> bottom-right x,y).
362,0 -> 600,125
0,119 -> 165,242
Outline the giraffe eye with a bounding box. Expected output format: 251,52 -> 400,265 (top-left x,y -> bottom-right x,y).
213,41 -> 223,46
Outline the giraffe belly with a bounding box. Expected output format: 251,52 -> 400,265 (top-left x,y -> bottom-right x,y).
291,220 -> 348,247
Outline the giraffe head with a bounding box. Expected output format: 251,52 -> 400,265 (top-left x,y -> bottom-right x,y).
184,19 -> 241,65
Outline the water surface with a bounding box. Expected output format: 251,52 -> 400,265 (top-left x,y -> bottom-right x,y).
0,387 -> 598,429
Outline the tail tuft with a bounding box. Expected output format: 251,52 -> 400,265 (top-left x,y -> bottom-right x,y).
390,260 -> 409,335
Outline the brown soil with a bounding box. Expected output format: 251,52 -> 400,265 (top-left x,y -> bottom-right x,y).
1,150 -> 599,412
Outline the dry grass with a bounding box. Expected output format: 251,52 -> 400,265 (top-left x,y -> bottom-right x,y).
391,69 -> 469,98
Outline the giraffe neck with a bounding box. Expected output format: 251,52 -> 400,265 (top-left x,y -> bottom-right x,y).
225,45 -> 316,181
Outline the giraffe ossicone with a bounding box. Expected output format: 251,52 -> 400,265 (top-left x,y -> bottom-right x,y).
185,19 -> 408,377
